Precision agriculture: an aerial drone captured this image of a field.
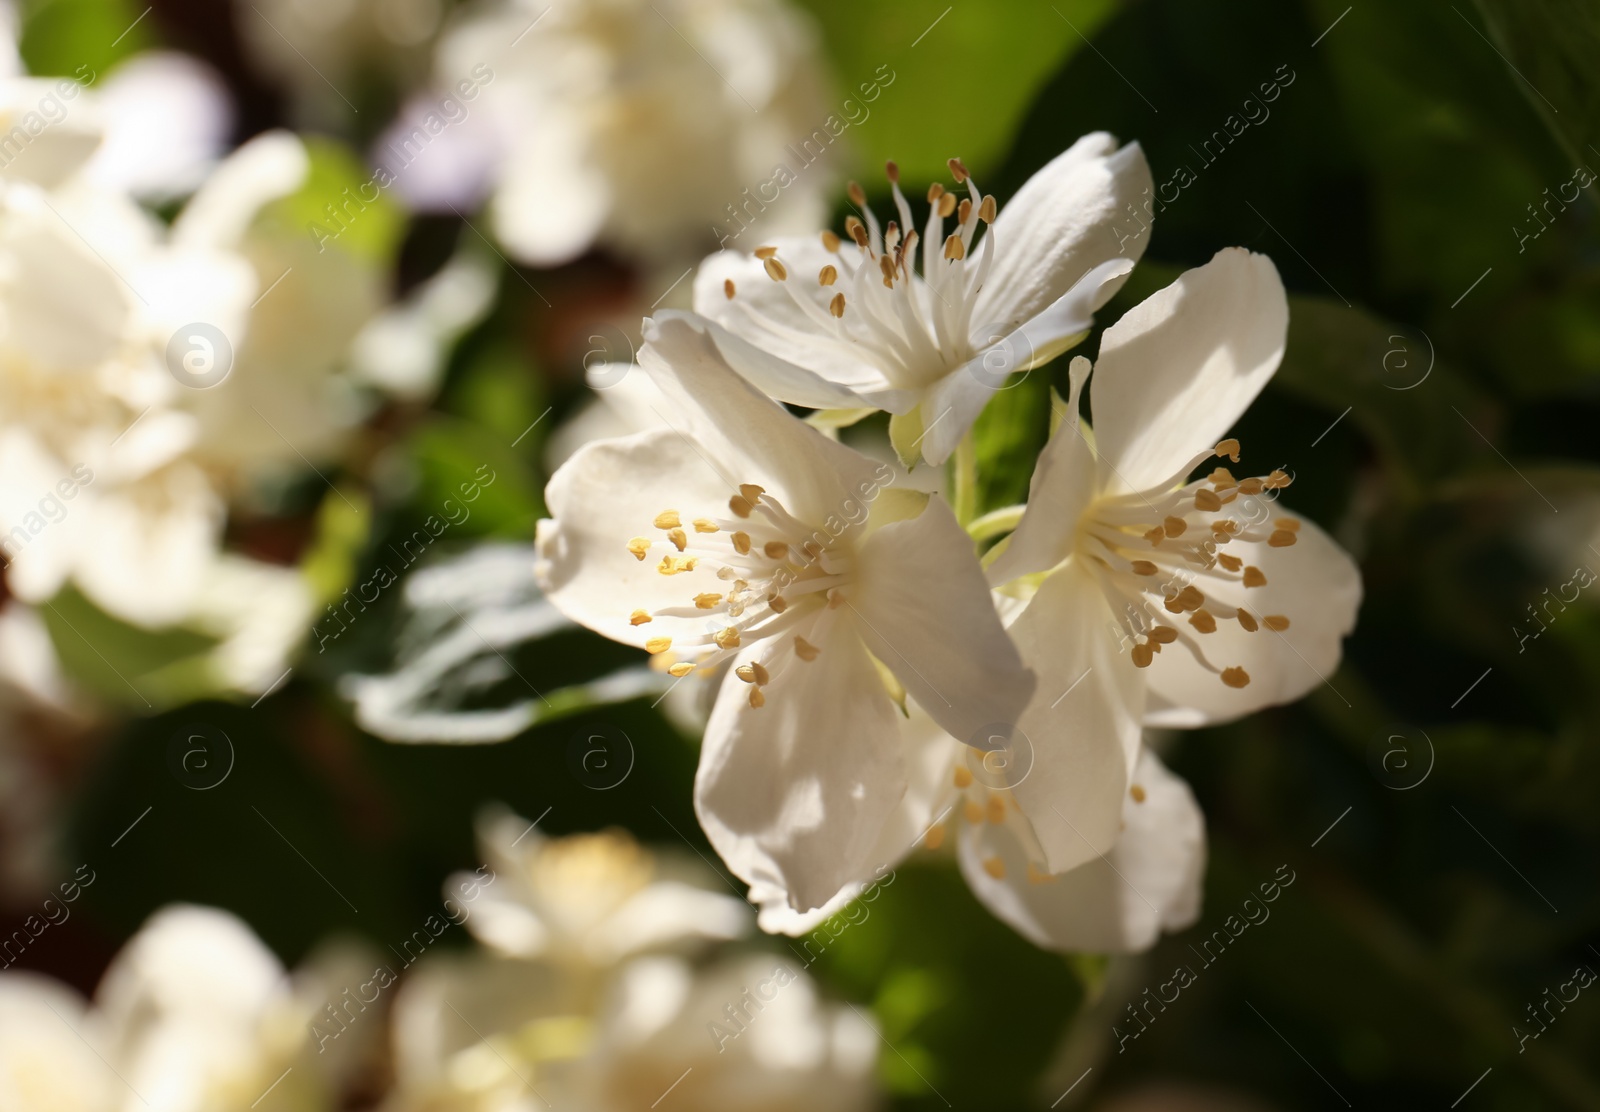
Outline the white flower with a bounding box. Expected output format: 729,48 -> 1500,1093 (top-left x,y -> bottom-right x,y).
536,314 -> 1034,912
681,133 -> 1153,465
455,807 -> 751,969
985,248 -> 1362,874
418,0 -> 836,266
83,52 -> 234,203
751,701 -> 1203,955
0,904 -> 364,1112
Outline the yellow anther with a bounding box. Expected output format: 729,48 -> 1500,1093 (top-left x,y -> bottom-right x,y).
713,627 -> 742,650
735,663 -> 758,684
985,795 -> 1007,824
754,246 -> 779,259
924,824 -> 946,850
947,156 -> 970,182
628,537 -> 651,561
953,765 -> 974,789
885,159 -> 900,183
927,182 -> 946,203
749,687 -> 766,708
1264,469 -> 1293,489
821,229 -> 842,253
1149,625 -> 1178,644
1268,529 -> 1298,548
763,540 -> 789,559
1163,515 -> 1188,537
1215,438 -> 1241,462
1189,609 -> 1217,634
728,495 -> 754,518
1221,667 -> 1252,689
1144,526 -> 1166,545
654,510 -> 681,529
750,661 -> 771,685
1132,643 -> 1154,668
630,610 -> 652,626
693,518 -> 719,533
1218,553 -> 1243,572
963,800 -> 984,824
1275,518 -> 1302,532
794,635 -> 820,661
1130,560 -> 1159,576
1195,488 -> 1223,512
819,265 -> 838,286
723,278 -> 735,299
1026,861 -> 1056,885
1212,519 -> 1239,536
1176,585 -> 1206,612
1236,608 -> 1259,632
763,257 -> 787,281
1264,614 -> 1291,631
979,195 -> 997,223
830,292 -> 846,318
848,219 -> 870,248
1238,477 -> 1264,494
943,233 -> 965,260
802,541 -> 823,559
1242,566 -> 1267,588
645,637 -> 672,654
879,254 -> 896,287
693,592 -> 722,609
768,595 -> 789,614
982,856 -> 1006,880
1210,467 -> 1238,490
937,192 -> 957,218
957,198 -> 973,225
1130,784 -> 1147,803
657,555 -> 697,575
731,531 -> 752,554
667,527 -> 688,551
739,483 -> 765,502
848,180 -> 867,205
667,662 -> 695,677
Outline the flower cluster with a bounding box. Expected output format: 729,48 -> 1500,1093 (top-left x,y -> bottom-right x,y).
537,135 -> 1362,953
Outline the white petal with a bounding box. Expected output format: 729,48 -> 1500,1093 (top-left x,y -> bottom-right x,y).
853,496 -> 1035,744
1144,511 -> 1361,727
695,623 -> 907,914
171,130 -> 307,251
1009,561 -> 1146,874
974,133 -> 1153,333
1090,248 -> 1287,494
537,430 -> 737,650
596,880 -> 752,960
925,249 -> 1128,470
0,79 -> 105,188
638,313 -> 896,525
0,973 -> 116,1110
87,52 -> 233,201
985,363 -> 1098,585
653,308 -> 909,413
0,189 -> 130,370
959,748 -> 1204,953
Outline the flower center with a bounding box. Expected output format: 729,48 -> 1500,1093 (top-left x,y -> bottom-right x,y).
625,484 -> 849,707
724,157 -> 998,389
1078,438 -> 1300,688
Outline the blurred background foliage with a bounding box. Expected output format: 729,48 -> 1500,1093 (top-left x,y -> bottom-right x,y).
10,0 -> 1600,1108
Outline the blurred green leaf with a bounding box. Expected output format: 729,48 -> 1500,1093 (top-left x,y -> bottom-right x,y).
300,486 -> 372,605
261,137 -> 406,269
1472,0 -> 1600,181
970,371 -> 1051,515
19,0 -> 151,79
408,415 -> 544,538
42,586 -> 220,709
797,0 -> 1118,181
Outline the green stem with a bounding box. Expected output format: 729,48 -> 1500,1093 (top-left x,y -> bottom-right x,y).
967,505 -> 1026,543
951,431 -> 979,526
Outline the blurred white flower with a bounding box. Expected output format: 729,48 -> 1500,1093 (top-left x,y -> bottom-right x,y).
410,0 -> 836,267
457,806 -> 750,969
0,903 -> 370,1112
536,316 -> 1035,913
83,52 -> 234,203
683,134 -> 1151,465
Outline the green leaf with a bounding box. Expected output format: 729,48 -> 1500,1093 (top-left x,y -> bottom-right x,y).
970,371 -> 1051,516
259,137 -> 406,268
42,586 -> 222,709
408,415 -> 544,538
795,0 -> 1118,181
20,0 -> 151,80
1471,0 -> 1600,181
